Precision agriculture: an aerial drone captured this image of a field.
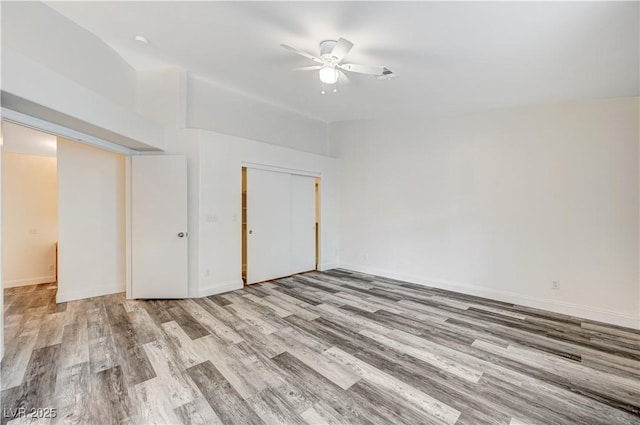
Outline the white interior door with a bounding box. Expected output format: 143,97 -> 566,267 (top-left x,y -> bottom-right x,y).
131,155 -> 188,298
291,174 -> 316,274
247,168 -> 291,284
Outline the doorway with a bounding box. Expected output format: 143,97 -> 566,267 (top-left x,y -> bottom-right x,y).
2,122 -> 58,293
241,166 -> 319,285
1,120 -> 129,305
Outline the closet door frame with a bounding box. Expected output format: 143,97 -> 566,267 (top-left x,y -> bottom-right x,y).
242,162 -> 320,284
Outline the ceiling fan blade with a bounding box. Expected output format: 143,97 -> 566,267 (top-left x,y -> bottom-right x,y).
331,38 -> 354,61
280,44 -> 322,64
337,70 -> 350,85
292,65 -> 323,71
339,63 -> 385,76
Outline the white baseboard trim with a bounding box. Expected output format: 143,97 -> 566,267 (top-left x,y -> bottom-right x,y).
319,262 -> 339,271
198,279 -> 243,298
340,263 -> 640,330
57,283 -> 125,303
4,276 -> 56,288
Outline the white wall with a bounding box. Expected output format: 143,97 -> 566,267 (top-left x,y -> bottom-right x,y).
187,75 -> 329,156
195,129 -> 340,296
57,138 -> 126,302
2,1 -> 137,109
1,3 -> 165,151
2,153 -> 58,287
2,50 -> 165,152
332,97 -> 640,328
137,68 -> 188,128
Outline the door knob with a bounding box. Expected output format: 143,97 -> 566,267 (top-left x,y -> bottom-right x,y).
178,232 -> 186,238
249,230 -> 253,234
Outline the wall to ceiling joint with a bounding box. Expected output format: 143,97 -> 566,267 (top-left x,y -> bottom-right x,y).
136,68 -> 332,156
186,75 -> 329,156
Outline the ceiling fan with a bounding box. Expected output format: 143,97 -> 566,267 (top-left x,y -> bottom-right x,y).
281,38 -> 396,93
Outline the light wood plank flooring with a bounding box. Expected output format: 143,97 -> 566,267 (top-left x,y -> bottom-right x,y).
2,270 -> 639,424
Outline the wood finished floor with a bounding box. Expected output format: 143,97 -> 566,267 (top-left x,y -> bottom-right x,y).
2,270 -> 639,425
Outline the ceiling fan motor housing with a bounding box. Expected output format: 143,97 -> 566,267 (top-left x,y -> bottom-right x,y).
320,40 -> 339,63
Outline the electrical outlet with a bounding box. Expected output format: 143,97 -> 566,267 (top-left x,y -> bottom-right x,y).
48,264 -> 54,272
363,253 -> 368,261
204,268 -> 211,277
552,280 -> 560,290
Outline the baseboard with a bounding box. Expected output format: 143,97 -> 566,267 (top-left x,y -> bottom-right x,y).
340,263 -> 640,330
57,283 -> 125,303
198,279 -> 243,298
319,262 -> 339,272
4,276 -> 56,288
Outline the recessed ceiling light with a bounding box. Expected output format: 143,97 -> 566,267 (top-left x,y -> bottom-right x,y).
135,35 -> 149,44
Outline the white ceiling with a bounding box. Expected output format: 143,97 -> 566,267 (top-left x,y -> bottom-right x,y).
46,1 -> 639,123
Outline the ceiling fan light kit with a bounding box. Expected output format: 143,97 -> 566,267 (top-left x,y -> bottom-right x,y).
319,66 -> 339,84
281,37 -> 396,94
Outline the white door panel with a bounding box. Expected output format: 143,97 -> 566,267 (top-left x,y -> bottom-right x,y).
131,155 -> 188,298
291,175 -> 316,274
247,168 -> 291,284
